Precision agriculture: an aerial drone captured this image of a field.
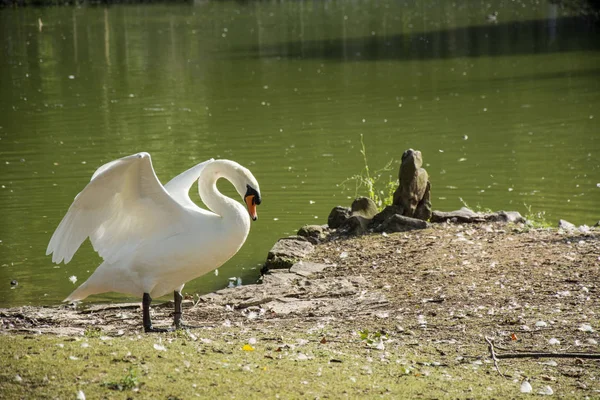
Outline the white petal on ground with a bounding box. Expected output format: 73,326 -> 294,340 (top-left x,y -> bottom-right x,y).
539,385 -> 554,395
246,311 -> 258,320
153,343 -> 166,351
76,390 -> 86,400
541,360 -> 558,367
536,321 -> 548,327
548,338 -> 560,345
578,323 -> 594,333
14,374 -> 22,383
297,353 -> 308,361
248,337 -> 257,345
520,380 -> 532,393
69,275 -> 77,284
340,251 -> 348,258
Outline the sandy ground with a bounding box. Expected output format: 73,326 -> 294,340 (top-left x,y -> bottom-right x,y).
1,221 -> 599,395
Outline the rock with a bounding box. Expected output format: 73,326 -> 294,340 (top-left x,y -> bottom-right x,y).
493,211 -> 525,224
338,215 -> 371,235
371,205 -> 404,227
374,214 -> 430,233
392,149 -> 432,220
290,261 -> 330,277
297,224 -> 329,244
261,272 -> 299,286
263,238 -> 315,272
431,208 -> 485,223
558,219 -> 576,231
328,206 -> 351,229
351,197 -> 378,219
431,208 -> 526,224
413,181 -> 432,221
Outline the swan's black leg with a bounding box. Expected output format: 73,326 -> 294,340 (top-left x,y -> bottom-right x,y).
143,293 -> 168,333
173,290 -> 183,329
173,290 -> 200,330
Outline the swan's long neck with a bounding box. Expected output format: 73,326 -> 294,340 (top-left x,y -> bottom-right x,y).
197,161 -> 248,224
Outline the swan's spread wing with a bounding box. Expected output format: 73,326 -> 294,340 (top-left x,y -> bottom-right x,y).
164,158 -> 214,211
46,152 -> 185,264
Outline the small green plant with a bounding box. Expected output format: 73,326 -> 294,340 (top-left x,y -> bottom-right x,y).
103,367 -> 139,391
523,203 -> 552,228
358,329 -> 388,347
83,327 -> 102,338
458,197 -> 492,213
341,134 -> 397,209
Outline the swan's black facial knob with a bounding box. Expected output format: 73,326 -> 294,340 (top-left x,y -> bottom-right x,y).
245,185 -> 261,220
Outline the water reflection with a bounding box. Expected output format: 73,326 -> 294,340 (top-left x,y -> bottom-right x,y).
238,16 -> 599,61
0,1 -> 598,307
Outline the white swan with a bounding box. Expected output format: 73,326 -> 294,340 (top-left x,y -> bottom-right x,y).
46,152 -> 261,332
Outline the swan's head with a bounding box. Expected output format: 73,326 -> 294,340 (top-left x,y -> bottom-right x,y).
230,163 -> 261,221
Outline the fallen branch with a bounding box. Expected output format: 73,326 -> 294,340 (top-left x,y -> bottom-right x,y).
485,336 -> 506,378
485,338 -> 600,360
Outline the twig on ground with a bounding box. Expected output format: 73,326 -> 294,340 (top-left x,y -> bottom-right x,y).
495,352 -> 600,360
485,336 -> 506,378
486,338 -> 600,360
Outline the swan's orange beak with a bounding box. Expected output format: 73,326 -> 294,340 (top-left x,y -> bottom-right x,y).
245,195 -> 258,221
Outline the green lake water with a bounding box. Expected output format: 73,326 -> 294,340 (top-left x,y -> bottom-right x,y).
1,0 -> 599,307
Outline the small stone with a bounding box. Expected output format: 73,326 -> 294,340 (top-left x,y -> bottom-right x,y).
328,206 -> 351,229
548,338 -> 560,345
263,238 -> 315,271
351,197 -> 378,219
374,214 -> 429,233
578,323 -> 594,333
536,321 -> 548,328
558,219 -> 576,231
297,225 -> 328,243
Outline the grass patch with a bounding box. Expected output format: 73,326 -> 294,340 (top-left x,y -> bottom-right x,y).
341,134 -> 397,209
523,203 -> 553,228
0,328 -> 531,399
102,367 -> 139,391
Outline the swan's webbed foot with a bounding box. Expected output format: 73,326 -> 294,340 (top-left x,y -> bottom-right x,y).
144,325 -> 171,333
174,321 -> 202,330
142,292 -> 172,333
